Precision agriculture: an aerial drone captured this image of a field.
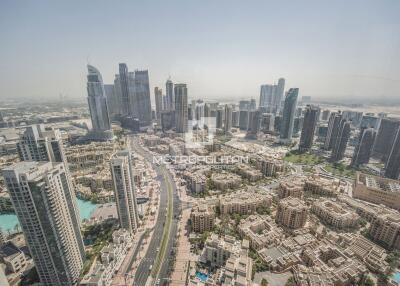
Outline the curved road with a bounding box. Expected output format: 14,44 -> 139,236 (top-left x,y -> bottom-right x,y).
129,135 -> 181,286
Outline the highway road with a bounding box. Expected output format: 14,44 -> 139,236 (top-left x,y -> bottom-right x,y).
129,135 -> 180,286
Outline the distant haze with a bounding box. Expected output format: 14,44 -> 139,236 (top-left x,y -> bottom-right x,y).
0,0 -> 399,104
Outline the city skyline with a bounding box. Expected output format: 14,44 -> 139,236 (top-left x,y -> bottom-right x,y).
1,1 -> 400,104
1,2 -> 400,286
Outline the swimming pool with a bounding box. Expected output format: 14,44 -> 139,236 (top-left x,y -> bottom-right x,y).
392,271 -> 400,283
196,271 -> 209,282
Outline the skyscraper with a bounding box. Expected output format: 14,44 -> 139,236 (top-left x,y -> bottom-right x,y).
385,127 -> 400,179
110,150 -> 139,234
166,79 -> 174,111
133,70 -> 152,126
232,110 -> 239,127
174,84 -> 188,133
239,110 -> 249,130
321,110 -> 331,121
261,113 -> 274,132
275,78 -> 285,112
16,124 -> 85,261
239,100 -> 250,111
324,112 -> 342,150
17,125 -> 65,163
372,118 -> 400,162
247,110 -> 261,138
154,87 -> 163,123
87,65 -> 113,139
216,109 -> 224,129
331,119 -> 351,161
224,104 -> 232,133
279,88 -> 298,143
104,84 -> 119,119
351,128 -> 376,167
250,99 -> 257,111
118,63 -> 130,116
259,78 -> 285,114
3,162 -> 84,286
299,105 -> 319,152
259,84 -> 275,112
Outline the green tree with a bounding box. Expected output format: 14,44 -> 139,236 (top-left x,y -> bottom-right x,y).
364,276 -> 375,286
285,277 -> 295,286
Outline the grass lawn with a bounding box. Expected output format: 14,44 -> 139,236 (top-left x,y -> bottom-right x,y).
324,163 -> 356,178
283,151 -> 325,165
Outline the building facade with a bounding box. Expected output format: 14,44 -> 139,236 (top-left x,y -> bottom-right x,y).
110,150 -> 139,234
3,162 -> 84,286
279,88 -> 298,143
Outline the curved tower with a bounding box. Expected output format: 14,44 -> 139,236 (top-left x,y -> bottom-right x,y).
87,65 -> 112,139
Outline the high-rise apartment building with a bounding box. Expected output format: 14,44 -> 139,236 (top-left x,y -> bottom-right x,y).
232,110 -> 239,127
86,65 -> 113,139
250,99 -> 257,111
3,162 -> 84,286
385,127 -> 400,180
331,119 -> 351,161
154,87 -> 163,123
133,70 -> 152,126
351,128 -> 376,167
17,125 -> 65,163
246,110 -> 261,138
299,105 -> 319,152
174,84 -> 188,133
16,124 -> 85,260
259,78 -> 285,114
261,113 -> 274,132
239,100 -> 250,111
216,109 -> 224,129
118,63 -> 131,116
104,84 -> 119,119
259,84 -> 275,112
373,118 -> 400,162
279,88 -> 298,143
239,110 -> 249,130
110,150 -> 139,234
321,110 -> 330,121
324,112 -> 342,150
166,79 -> 174,111
224,105 -> 232,133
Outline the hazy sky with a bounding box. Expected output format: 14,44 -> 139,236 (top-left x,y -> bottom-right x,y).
0,0 -> 399,103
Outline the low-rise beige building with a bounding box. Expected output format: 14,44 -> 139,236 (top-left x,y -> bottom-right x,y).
311,199 -> 359,229
368,212 -> 400,250
278,180 -> 304,199
353,172 -> 400,211
190,205 -> 215,233
238,215 -> 284,250
304,175 -> 341,197
276,197 -> 308,229
235,164 -> 262,182
219,191 -> 272,215
211,171 -> 241,190
200,234 -> 246,267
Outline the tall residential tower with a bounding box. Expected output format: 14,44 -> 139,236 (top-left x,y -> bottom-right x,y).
279,88 -> 298,143
110,150 -> 139,234
3,162 -> 84,286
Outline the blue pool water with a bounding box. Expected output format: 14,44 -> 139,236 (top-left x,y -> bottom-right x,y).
76,198 -> 99,220
196,271 -> 209,282
392,271 -> 400,283
0,199 -> 98,233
